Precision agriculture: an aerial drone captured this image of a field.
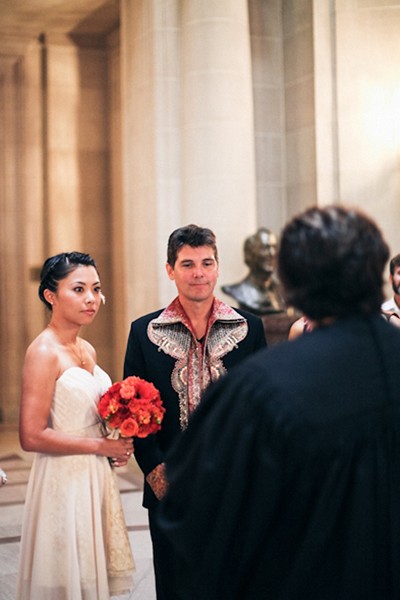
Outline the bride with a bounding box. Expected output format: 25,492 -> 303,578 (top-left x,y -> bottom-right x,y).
16,251 -> 135,600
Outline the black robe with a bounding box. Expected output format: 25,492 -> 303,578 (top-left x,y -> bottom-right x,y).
158,314 -> 400,599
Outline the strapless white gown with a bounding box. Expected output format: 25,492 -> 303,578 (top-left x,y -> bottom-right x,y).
16,366 -> 135,600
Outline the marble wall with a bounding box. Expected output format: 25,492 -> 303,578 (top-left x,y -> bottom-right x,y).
249,0 -> 288,232
0,33 -> 117,424
35,36 -> 115,374
120,0 -> 258,318
1,0 -> 400,425
283,0 -> 317,215
0,40 -> 28,424
334,0 -> 400,258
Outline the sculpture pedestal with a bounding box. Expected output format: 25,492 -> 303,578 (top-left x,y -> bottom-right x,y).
262,312 -> 298,346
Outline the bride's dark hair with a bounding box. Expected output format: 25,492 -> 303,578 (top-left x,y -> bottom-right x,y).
38,251 -> 98,310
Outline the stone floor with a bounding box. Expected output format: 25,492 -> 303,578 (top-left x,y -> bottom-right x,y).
0,428 -> 156,600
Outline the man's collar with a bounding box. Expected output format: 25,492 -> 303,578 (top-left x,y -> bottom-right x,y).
153,297 -> 247,325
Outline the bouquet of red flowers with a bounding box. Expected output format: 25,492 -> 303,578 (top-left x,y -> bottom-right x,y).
98,376 -> 165,438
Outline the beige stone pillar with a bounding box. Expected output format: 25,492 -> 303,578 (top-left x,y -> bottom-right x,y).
181,0 -> 257,295
0,40 -> 35,425
45,38 -> 82,252
0,36 -> 61,426
312,0 -> 340,206
120,0 -> 164,319
120,0 -> 257,318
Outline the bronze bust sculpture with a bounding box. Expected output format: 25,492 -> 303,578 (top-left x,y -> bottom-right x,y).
222,228 -> 285,315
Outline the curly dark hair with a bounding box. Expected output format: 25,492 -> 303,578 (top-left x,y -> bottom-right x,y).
277,205 -> 389,320
167,224 -> 218,266
38,251 -> 98,310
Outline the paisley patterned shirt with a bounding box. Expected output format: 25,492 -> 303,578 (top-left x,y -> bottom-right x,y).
147,297 -> 248,430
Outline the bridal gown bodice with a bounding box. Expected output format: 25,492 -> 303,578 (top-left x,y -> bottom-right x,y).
16,366 -> 135,600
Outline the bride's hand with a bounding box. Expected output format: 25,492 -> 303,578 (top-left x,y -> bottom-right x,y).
100,437 -> 134,461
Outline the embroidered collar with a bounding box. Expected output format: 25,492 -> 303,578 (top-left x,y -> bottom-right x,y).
147,297 -> 248,429
151,296 -> 246,330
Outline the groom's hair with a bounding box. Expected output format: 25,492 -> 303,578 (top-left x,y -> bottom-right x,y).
167,224 -> 218,267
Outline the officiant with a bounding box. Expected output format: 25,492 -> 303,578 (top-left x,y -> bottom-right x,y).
158,206 -> 400,599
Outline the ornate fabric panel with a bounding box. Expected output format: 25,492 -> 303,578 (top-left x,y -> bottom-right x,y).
147,297 -> 248,429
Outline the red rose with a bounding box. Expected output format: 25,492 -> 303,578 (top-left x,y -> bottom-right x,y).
120,417 -> 140,437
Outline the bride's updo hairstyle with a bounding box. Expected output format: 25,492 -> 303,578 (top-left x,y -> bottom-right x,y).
39,251 -> 98,310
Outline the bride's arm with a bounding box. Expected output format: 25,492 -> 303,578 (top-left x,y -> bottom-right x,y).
19,340 -> 133,460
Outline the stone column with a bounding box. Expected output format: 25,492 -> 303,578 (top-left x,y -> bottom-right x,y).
0,43 -> 31,424
44,37 -> 83,251
181,0 -> 257,293
120,0 -> 257,317
121,0 -> 191,315
312,0 -> 340,206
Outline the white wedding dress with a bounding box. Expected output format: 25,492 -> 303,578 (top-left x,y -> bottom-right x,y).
16,366 -> 135,600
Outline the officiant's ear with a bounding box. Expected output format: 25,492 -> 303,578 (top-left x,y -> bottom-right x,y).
43,289 -> 55,307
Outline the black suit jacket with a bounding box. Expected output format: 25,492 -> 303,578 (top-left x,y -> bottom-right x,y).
123,305 -> 266,508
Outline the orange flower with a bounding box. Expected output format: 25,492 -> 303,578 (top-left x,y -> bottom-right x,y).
98,376 -> 165,441
120,417 -> 140,437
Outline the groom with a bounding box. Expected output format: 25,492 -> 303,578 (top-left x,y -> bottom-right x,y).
123,224 -> 266,600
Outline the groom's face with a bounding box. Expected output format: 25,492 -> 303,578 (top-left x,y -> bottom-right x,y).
166,245 -> 219,304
